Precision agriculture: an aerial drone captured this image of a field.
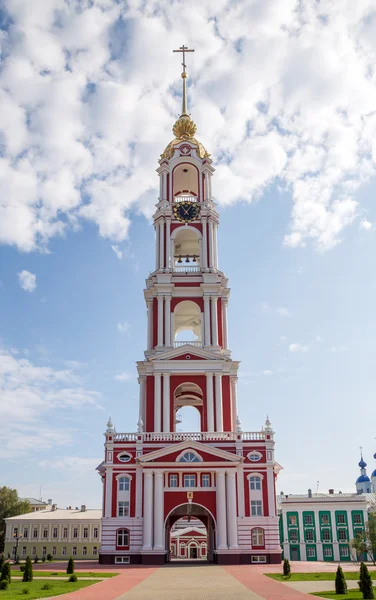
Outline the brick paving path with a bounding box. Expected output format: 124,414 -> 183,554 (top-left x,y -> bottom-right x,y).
284,580 -> 359,593
225,567 -> 312,600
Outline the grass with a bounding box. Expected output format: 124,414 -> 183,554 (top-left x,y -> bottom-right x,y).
311,591 -> 373,599
0,579 -> 95,599
11,569 -> 118,578
267,572 -> 376,582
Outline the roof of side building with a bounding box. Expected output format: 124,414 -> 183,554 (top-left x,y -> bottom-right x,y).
6,508 -> 102,521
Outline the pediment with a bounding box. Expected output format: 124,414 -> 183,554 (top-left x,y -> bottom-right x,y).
148,345 -> 226,362
137,440 -> 242,464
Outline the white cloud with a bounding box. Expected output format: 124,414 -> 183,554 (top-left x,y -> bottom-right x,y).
111,245 -> 123,259
330,345 -> 347,353
262,370 -> 273,376
0,0 -> 376,252
39,456 -> 101,473
117,321 -> 130,334
316,336 -> 324,342
18,270 -> 36,292
0,347 -> 102,458
114,372 -> 132,381
289,343 -> 309,353
277,307 -> 291,317
360,219 -> 373,231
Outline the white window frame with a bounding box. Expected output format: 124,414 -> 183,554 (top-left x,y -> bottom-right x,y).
32,547 -> 36,556
169,474 -> 178,488
289,530 -> 298,543
251,528 -> 264,546
202,474 -> 210,488
73,527 -> 78,538
117,529 -> 130,547
247,451 -> 262,462
83,527 -> 88,538
62,547 -> 67,556
21,546 -> 27,557
117,452 -> 132,463
63,527 -> 68,538
176,449 -> 203,463
52,547 -> 57,556
304,515 -> 313,525
322,529 -> 331,542
72,546 -> 77,556
42,546 -> 47,556
305,530 -> 314,542
83,546 -> 87,556
353,513 -> 362,524
337,514 -> 346,525
338,529 -> 348,542
93,527 -> 98,538
251,555 -> 266,563
118,501 -> 130,517
53,527 -> 58,538
93,546 -> 98,556
118,477 -> 130,492
251,500 -> 263,516
249,476 -> 261,490
307,547 -> 315,558
340,546 -> 349,557
323,546 -> 332,557
183,474 -> 196,488
115,556 -> 130,564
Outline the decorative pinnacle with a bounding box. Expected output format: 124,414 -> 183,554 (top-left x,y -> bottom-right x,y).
236,415 -> 242,433
173,45 -> 194,117
137,418 -> 144,433
106,416 -> 114,432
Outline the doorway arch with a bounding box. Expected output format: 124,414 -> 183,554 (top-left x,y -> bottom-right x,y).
165,502 -> 216,562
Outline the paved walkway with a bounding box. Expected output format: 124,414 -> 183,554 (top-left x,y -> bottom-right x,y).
284,580 -> 359,593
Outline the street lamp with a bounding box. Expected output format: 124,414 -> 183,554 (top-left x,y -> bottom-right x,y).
13,532 -> 23,563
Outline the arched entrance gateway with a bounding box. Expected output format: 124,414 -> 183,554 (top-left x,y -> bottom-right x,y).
165,503 -> 215,562
98,48 -> 282,567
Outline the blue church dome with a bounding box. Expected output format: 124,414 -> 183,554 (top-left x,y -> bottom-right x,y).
372,469 -> 376,478
357,475 -> 370,483
374,452 -> 376,460
358,458 -> 367,468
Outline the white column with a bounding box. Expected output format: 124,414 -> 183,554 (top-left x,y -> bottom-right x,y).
171,311 -> 175,347
266,467 -> 276,517
206,373 -> 214,432
215,373 -> 223,432
202,218 -> 208,269
208,173 -> 212,199
162,172 -> 167,200
208,220 -> 214,269
154,472 -> 164,550
211,297 -> 218,346
159,173 -> 163,200
155,223 -> 160,271
147,300 -> 153,350
237,468 -> 245,518
157,296 -> 164,346
154,374 -> 161,432
159,219 -> 164,269
227,471 -> 239,549
138,376 -> 146,423
230,377 -> 238,432
163,373 -> 170,432
204,296 -> 211,346
142,472 -> 153,550
135,466 -> 143,518
165,296 -> 171,346
104,468 -> 112,518
213,224 -> 218,269
166,219 -> 171,268
222,299 -> 228,349
216,471 -> 227,549
200,313 -> 204,346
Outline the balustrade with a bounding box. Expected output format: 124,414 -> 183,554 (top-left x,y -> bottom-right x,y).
112,431 -> 266,442
173,195 -> 198,203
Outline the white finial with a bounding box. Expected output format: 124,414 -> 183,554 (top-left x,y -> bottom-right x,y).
265,415 -> 273,431
236,415 -> 242,433
106,417 -> 114,432
137,418 -> 144,433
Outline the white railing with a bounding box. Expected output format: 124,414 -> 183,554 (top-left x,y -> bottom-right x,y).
173,195 -> 198,203
173,265 -> 200,273
112,431 -> 266,442
174,340 -> 202,348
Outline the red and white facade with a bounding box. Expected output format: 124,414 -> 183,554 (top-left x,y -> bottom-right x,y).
98,67 -> 282,565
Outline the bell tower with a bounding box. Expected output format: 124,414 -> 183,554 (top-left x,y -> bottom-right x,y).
98,47 -> 282,567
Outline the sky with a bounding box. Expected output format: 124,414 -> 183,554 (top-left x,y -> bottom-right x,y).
1,0 -> 376,508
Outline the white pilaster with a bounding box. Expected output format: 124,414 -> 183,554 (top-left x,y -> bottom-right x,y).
211,297 -> 218,346
163,373 -> 170,432
266,466 -> 276,517
159,219 -> 164,269
154,472 -> 164,551
206,372 -> 214,432
213,224 -> 218,269
216,471 -> 227,549
230,377 -> 238,433
166,219 -> 171,268
202,218 -> 208,269
215,372 -> 223,432
200,313 -> 204,346
154,374 -> 161,432
135,465 -> 143,518
208,220 -> 214,268
222,299 -> 228,349
226,471 -> 239,549
157,296 -> 164,347
165,296 -> 171,346
155,223 -> 160,271
171,311 -> 175,347
147,300 -> 153,350
138,376 -> 146,423
204,296 -> 211,346
237,467 -> 245,517
142,472 -> 153,550
104,468 -> 112,518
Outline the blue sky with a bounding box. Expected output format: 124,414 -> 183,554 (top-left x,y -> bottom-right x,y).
1,0 -> 376,507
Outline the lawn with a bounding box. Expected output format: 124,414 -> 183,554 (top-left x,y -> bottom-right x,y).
267,572 -> 376,582
11,569 -> 117,578
311,590 -> 373,599
0,579 -> 96,599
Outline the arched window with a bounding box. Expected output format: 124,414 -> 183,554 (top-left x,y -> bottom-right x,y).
249,476 -> 261,490
117,529 -> 130,547
119,477 -> 130,491
251,528 -> 264,547
178,451 -> 200,463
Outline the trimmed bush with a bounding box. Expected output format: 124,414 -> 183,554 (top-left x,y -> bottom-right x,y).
0,580 -> 9,590
21,588 -> 30,595
0,562 -> 11,584
361,564 -> 375,599
283,558 -> 291,576
42,556 -> 46,562
335,566 -> 348,595
359,562 -> 367,593
69,574 -> 77,582
22,557 -> 33,583
41,583 -> 52,590
47,554 -> 53,561
67,557 -> 74,574
20,565 -> 26,572
33,556 -> 39,564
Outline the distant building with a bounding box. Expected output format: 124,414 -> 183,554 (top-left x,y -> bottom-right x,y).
171,526 -> 207,559
279,453 -> 376,562
4,505 -> 101,560
21,498 -> 49,512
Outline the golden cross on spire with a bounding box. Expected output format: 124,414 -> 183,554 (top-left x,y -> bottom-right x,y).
173,45 -> 194,116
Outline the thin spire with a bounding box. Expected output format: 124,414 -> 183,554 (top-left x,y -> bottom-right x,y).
173,45 -> 194,117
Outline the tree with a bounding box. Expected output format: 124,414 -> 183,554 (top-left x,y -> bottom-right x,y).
283,558 -> 291,576
359,562 -> 367,594
67,557 -> 74,574
351,512 -> 376,566
335,566 -> 348,595
22,557 -> 33,583
0,561 -> 11,584
361,563 -> 375,599
0,487 -> 30,552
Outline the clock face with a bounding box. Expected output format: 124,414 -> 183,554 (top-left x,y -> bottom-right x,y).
173,201 -> 201,222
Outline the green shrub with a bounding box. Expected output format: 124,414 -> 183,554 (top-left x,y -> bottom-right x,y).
20,565 -> 26,572
359,562 -> 367,593
335,566 -> 347,595
361,564 -> 375,599
47,554 -> 53,561
0,580 -> 9,590
41,584 -> 52,590
22,557 -> 33,583
67,557 -> 74,574
33,556 -> 39,564
69,574 -> 77,582
42,556 -> 46,563
21,588 -> 30,595
0,562 -> 11,584
283,558 -> 291,576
